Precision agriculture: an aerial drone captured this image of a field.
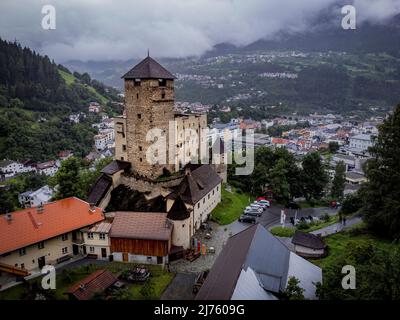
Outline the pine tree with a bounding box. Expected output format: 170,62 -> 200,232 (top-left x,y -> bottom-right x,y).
362,104 -> 400,239
331,161 -> 346,200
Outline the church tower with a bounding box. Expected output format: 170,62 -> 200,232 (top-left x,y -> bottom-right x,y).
122,55 -> 176,179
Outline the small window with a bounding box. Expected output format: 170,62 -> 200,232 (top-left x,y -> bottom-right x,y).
89,247 -> 95,253
158,79 -> 167,86
99,233 -> 106,240
161,90 -> 166,99
121,157 -> 124,161
203,199 -> 205,204
217,186 -> 219,191
137,93 -> 139,99
21,263 -> 25,269
62,233 -> 68,241
122,145 -> 127,151
147,256 -> 152,262
19,248 -> 26,256
38,241 -> 45,250
208,194 -> 210,199
137,114 -> 141,119
62,247 -> 68,254
139,146 -> 142,151
213,190 -> 215,195
87,232 -> 94,240
140,158 -> 142,162
197,203 -> 200,209
134,79 -> 141,87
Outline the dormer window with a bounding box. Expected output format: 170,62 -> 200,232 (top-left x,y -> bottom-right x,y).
158,79 -> 167,87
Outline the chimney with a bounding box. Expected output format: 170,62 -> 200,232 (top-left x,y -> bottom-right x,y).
5,212 -> 12,222
89,203 -> 96,213
184,166 -> 192,176
37,203 -> 44,213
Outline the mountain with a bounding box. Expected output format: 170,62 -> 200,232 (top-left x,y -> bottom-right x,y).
0,38 -> 122,162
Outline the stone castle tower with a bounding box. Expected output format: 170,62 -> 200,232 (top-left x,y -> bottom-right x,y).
122,55 -> 176,179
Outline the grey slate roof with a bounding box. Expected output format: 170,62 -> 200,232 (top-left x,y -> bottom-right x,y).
87,174 -> 113,206
167,196 -> 192,221
196,224 -> 291,300
101,160 -> 131,175
167,165 -> 222,205
122,56 -> 176,80
292,231 -> 326,250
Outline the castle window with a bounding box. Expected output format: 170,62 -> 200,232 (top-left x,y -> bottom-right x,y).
140,158 -> 143,162
158,79 -> 167,87
139,146 -> 142,151
134,79 -> 141,86
121,157 -> 124,161
137,93 -> 139,99
122,145 -> 126,151
137,114 -> 141,119
161,90 -> 166,99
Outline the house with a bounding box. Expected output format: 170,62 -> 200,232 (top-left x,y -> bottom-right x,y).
18,185 -> 54,208
65,269 -> 117,300
89,102 -> 101,113
36,161 -> 58,176
349,134 -> 374,152
166,165 -> 222,249
291,231 -> 326,258
110,211 -> 173,265
81,221 -> 112,260
0,198 -> 104,274
196,224 -> 322,300
58,150 -> 74,161
85,151 -> 104,162
345,171 -> 367,184
0,160 -> 29,177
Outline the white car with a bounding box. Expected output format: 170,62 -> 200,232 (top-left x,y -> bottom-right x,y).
250,204 -> 264,211
246,206 -> 263,213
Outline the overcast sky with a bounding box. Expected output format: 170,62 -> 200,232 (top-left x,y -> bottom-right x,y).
0,0 -> 399,62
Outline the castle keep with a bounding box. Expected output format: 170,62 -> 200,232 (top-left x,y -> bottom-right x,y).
88,56 -> 224,254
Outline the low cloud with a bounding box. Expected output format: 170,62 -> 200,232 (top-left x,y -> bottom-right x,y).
0,0 -> 399,62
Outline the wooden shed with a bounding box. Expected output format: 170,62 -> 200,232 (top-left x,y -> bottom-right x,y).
109,212 -> 173,265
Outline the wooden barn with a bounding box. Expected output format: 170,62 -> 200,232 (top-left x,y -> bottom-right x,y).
109,211 -> 173,265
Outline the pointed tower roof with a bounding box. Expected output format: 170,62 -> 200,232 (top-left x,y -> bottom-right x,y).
167,196 -> 192,221
122,56 -> 176,80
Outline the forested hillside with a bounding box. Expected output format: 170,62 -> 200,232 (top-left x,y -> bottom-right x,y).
0,38 -> 121,161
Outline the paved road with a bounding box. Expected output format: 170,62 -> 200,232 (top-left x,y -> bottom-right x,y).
311,216 -> 363,237
231,204 -> 339,233
161,273 -> 196,300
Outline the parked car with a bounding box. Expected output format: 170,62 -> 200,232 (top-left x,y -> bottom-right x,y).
243,210 -> 262,217
257,200 -> 270,207
285,201 -> 300,210
253,201 -> 267,209
250,204 -> 265,211
238,215 -> 256,224
245,206 -> 263,213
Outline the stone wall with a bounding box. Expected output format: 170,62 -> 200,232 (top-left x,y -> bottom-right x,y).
125,78 -> 175,179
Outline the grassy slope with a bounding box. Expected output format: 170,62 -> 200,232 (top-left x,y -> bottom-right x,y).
211,185 -> 253,225
310,224 -> 397,270
58,69 -> 109,105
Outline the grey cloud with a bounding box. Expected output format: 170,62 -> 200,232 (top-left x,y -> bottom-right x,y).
0,0 -> 399,62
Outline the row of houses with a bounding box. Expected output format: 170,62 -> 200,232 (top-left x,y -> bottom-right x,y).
0,151 -> 74,180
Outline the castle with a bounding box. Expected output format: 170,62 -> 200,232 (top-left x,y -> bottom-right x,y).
88,55 -> 226,251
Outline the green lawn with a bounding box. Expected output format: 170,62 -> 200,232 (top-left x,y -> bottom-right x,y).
211,185 -> 252,225
0,262 -> 174,300
299,215 -> 339,233
309,223 -> 395,270
270,226 -> 295,237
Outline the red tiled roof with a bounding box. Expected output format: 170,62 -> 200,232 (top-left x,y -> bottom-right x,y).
66,269 -> 117,300
0,197 -> 104,255
271,138 -> 289,145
